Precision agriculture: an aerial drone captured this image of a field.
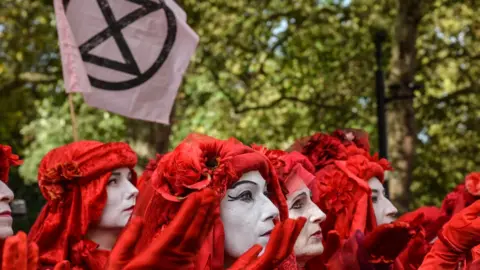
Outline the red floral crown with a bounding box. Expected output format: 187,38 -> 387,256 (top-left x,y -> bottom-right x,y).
297,132 -> 348,171
152,135 -> 247,202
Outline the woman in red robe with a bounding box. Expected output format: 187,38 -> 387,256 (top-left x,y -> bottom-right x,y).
128,134 -> 304,269
28,141 -> 138,270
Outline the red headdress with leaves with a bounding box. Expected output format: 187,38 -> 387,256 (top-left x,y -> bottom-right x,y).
0,144 -> 23,183
28,140 -> 137,269
289,132 -> 348,172
133,134 -> 288,270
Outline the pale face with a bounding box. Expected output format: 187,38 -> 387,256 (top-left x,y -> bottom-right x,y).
220,171 -> 279,258
369,177 -> 398,225
287,186 -> 326,259
98,167 -> 138,229
0,181 -> 13,238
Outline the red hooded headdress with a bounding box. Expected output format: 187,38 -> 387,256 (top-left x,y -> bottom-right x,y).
133,134 -> 288,270
253,145 -> 316,199
28,141 -> 137,269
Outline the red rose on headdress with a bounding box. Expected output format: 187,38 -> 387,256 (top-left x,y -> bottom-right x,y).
0,145 -> 23,182
369,153 -> 393,171
154,140 -> 238,202
317,166 -> 363,213
465,172 -> 480,196
41,162 -> 82,200
251,145 -> 286,173
302,133 -> 347,171
44,162 -> 82,182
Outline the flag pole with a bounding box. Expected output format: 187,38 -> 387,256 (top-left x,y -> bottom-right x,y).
68,93 -> 79,142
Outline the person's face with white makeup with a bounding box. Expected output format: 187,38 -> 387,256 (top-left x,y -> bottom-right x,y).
0,181 -> 13,238
287,184 -> 326,258
369,177 -> 398,225
220,170 -> 279,258
98,167 -> 138,229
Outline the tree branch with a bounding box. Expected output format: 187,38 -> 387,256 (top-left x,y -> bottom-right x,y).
235,95 -> 341,114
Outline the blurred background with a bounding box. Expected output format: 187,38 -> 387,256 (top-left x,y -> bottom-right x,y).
0,0 -> 478,232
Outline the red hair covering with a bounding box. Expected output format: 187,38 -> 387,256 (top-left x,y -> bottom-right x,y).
133,134 -> 288,270
0,144 -> 23,183
289,130 -> 391,179
288,132 -> 348,171
28,141 -> 137,269
253,145 -> 316,197
289,130 -> 393,240
315,157 -> 378,240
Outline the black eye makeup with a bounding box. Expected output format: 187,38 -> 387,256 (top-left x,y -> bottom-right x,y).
291,199 -> 304,210
289,192 -> 307,210
108,178 -> 117,185
227,190 -> 254,202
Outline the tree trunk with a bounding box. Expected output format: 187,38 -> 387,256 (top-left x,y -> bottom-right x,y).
154,102 -> 176,154
387,0 -> 430,212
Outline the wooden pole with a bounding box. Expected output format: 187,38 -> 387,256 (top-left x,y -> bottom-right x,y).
68,93 -> 79,141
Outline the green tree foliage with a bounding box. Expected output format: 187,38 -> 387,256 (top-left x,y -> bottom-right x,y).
0,0 -> 478,218
19,93 -> 126,183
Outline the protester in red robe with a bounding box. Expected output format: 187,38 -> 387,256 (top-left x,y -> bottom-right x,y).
28,141 -> 138,269
116,134 -> 304,269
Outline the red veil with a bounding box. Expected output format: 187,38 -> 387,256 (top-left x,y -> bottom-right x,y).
133,134 -> 288,269
28,141 -> 137,269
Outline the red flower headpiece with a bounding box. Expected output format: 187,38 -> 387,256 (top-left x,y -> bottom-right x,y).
290,132 -> 348,171
0,144 -> 23,183
151,134 -> 281,203
344,154 -> 391,183
465,172 -> 480,196
251,145 -> 287,177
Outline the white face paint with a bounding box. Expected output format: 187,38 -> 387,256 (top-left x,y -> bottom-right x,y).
286,186 -> 326,259
0,181 -> 13,238
369,177 -> 398,225
98,167 -> 138,229
220,170 -> 279,258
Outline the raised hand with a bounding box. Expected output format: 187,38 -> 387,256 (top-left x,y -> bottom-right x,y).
229,217 -> 306,270
419,200 -> 480,269
439,200 -> 480,252
107,188 -> 219,270
363,222 -> 415,263
2,231 -> 38,270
